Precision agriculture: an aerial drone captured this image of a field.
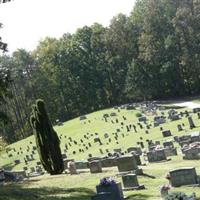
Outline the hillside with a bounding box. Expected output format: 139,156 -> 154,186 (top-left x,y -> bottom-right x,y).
1,102 -> 200,199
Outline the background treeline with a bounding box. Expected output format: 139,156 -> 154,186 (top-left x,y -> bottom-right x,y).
0,0 -> 200,143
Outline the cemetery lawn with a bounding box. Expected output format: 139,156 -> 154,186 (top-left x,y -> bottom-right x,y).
1,103 -> 200,199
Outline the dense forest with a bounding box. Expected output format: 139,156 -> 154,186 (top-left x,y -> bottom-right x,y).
0,0 -> 200,143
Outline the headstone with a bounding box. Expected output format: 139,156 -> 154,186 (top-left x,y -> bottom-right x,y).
177,124 -> 183,132
147,149 -> 167,163
94,181 -> 124,200
169,167 -> 198,187
113,148 -> 122,153
75,161 -> 88,169
116,155 -> 139,173
122,174 -> 144,190
14,160 -> 20,165
188,117 -> 195,129
163,140 -> 174,149
80,115 -> 87,120
193,108 -> 200,113
89,161 -> 102,173
130,153 -> 142,165
138,116 -> 146,122
101,158 -> 116,168
162,130 -> 172,138
63,158 -> 74,170
183,148 -> 200,160
164,148 -> 177,157
127,147 -> 142,155
68,161 -> 78,175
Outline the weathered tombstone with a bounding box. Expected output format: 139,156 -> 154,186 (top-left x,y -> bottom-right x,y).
68,161 -> 78,175
193,108 -> 200,113
162,130 -> 172,138
169,167 -> 198,187
99,149 -> 103,154
133,125 -> 137,132
138,116 -> 146,122
30,167 -> 35,173
183,148 -> 200,160
130,153 -> 142,165
63,158 -> 74,170
122,116 -> 127,120
147,149 -> 167,163
127,147 -> 142,155
188,117 -> 195,129
110,112 -> 117,117
122,174 -> 144,190
164,148 -> 177,157
116,155 -> 140,174
177,124 -> 183,132
101,158 -> 116,168
89,161 -> 102,173
75,161 -> 88,169
12,170 -> 26,179
93,181 -> 124,200
140,142 -> 144,149
114,148 -> 122,153
104,133 -> 109,139
80,115 -> 87,120
14,160 -> 20,165
163,140 -> 174,149
94,137 -> 103,145
23,167 -> 28,171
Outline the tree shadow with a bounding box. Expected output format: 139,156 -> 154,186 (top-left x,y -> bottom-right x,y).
0,184 -> 95,200
126,193 -> 154,200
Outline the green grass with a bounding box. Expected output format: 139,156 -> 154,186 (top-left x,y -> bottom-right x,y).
1,104 -> 200,199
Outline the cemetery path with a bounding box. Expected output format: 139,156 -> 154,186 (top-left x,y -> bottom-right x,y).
173,101 -> 200,109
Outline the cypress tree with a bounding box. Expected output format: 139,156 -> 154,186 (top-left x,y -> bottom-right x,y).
30,99 -> 64,175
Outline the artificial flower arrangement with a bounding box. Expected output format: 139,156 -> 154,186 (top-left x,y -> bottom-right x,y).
99,177 -> 116,187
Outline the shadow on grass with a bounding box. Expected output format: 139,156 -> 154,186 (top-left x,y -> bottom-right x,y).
0,184 -> 95,200
126,193 -> 154,200
2,163 -> 16,171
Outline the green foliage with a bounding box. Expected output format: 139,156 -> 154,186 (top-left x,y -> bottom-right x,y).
30,99 -> 64,175
1,0 -> 200,143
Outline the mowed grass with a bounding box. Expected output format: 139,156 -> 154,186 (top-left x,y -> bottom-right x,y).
1,104 -> 200,199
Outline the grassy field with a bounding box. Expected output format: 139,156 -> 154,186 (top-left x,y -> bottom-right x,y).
1,103 -> 200,199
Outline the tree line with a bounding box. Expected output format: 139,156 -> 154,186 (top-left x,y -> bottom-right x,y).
0,0 -> 200,143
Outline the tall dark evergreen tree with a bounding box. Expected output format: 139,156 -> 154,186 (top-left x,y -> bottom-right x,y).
30,99 -> 64,175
